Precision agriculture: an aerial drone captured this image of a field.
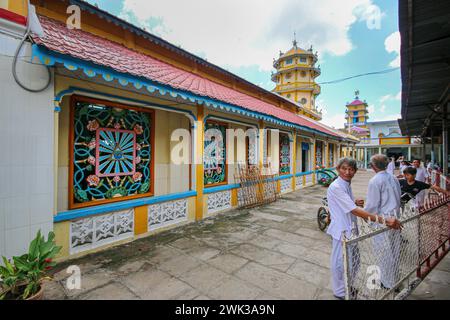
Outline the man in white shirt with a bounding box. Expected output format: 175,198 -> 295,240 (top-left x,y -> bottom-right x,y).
386,157 -> 395,175
365,154 -> 402,290
413,159 -> 429,182
327,157 -> 402,299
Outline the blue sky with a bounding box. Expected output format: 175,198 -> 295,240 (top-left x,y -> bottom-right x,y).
85,0 -> 401,128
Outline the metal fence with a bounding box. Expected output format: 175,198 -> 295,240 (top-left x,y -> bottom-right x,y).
343,190 -> 450,300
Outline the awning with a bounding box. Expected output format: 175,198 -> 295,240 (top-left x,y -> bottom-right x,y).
399,0 -> 450,137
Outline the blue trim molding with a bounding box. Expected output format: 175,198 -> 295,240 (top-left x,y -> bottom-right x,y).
54,86 -> 198,123
54,190 -> 197,223
32,45 -> 343,140
203,183 -> 240,194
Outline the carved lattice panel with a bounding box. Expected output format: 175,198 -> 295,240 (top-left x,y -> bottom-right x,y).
207,191 -> 232,214
295,176 -> 303,189
148,199 -> 188,230
280,178 -> 292,193
305,174 -> 313,185
70,209 -> 134,254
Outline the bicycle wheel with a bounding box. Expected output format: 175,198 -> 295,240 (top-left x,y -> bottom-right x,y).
317,207 -> 330,231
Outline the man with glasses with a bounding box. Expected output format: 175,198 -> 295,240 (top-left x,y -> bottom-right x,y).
327,157 -> 402,299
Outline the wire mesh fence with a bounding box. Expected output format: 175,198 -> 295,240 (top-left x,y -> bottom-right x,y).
343,190 -> 450,300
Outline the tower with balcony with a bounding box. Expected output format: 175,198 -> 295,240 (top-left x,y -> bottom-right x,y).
271,38 -> 322,121
345,91 -> 370,139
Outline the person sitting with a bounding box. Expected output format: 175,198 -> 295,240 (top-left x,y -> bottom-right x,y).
399,166 -> 448,203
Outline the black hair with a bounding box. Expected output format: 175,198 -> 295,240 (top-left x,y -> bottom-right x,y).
403,166 -> 417,175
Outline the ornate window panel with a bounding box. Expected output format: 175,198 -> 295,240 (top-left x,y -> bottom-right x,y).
280,178 -> 292,193
329,143 -> 334,167
70,209 -> 134,254
148,199 -> 188,230
207,191 -> 231,214
279,133 -> 291,174
315,141 -> 323,167
71,96 -> 153,208
204,122 -> 227,185
247,128 -> 258,166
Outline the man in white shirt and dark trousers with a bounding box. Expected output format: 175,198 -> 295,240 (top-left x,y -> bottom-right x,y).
412,159 -> 429,182
365,154 -> 402,291
327,157 -> 402,300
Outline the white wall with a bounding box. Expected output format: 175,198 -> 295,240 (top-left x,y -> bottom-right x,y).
0,19 -> 55,258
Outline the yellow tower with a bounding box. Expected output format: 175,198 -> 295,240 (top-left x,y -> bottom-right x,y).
272,37 -> 322,121
345,90 -> 370,139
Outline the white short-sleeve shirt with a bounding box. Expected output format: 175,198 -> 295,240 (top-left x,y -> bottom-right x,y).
364,171 -> 401,218
326,176 -> 358,240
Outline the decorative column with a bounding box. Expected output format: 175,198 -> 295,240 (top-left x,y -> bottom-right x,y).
195,106 -> 205,221
312,137 -> 317,183
291,132 -> 297,190
258,120 -> 265,168
364,147 -> 367,169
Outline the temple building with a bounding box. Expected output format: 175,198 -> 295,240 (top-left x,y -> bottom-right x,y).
340,92 -> 427,168
0,0 -> 357,260
272,38 -> 322,121
344,91 -> 370,139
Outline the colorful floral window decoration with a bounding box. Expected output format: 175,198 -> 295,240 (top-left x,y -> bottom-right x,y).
279,133 -> 291,174
316,141 -> 323,167
204,122 -> 227,185
329,143 -> 334,167
71,97 -> 153,208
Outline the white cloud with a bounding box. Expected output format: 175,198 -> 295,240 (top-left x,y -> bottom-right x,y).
368,104 -> 375,113
322,113 -> 346,129
395,91 -> 401,100
371,113 -> 401,122
121,0 -> 380,71
380,104 -> 386,113
385,31 -> 400,67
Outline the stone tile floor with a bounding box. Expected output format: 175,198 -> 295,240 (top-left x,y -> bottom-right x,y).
44,170 -> 449,300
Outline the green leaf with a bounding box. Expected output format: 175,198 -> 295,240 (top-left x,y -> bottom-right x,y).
12,257 -> 30,272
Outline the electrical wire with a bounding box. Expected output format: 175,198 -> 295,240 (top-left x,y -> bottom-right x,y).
318,67 -> 400,85
12,0 -> 52,92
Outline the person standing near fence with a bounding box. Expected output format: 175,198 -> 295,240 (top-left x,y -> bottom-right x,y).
327,157 -> 402,300
365,154 -> 402,291
412,159 -> 429,183
386,157 -> 396,175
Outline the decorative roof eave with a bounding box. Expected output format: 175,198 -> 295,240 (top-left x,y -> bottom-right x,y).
55,0 -> 297,114
32,44 -> 347,141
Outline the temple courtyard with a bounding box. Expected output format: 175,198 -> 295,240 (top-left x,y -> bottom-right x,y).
44,170 -> 450,300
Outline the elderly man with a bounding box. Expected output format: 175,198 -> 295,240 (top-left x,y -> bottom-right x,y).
365,154 -> 402,290
327,157 -> 402,299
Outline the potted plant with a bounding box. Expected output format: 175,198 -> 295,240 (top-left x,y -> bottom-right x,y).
0,231 -> 61,300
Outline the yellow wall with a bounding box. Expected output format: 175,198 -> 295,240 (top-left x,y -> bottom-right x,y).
7,0 -> 27,16
55,75 -> 194,211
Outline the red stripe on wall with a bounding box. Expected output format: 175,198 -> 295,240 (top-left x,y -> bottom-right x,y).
0,8 -> 27,26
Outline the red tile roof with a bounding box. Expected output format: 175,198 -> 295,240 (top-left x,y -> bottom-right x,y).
33,15 -> 343,138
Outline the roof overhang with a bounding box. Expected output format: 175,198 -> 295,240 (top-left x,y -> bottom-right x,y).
399,0 -> 450,137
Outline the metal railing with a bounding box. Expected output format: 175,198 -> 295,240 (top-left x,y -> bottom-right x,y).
343,190 -> 450,300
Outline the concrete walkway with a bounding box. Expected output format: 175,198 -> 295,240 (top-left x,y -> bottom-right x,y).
44,171 -> 449,300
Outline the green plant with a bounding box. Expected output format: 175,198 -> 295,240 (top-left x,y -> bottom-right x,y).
0,230 -> 61,300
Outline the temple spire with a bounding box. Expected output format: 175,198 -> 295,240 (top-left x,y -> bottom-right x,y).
293,31 -> 297,48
